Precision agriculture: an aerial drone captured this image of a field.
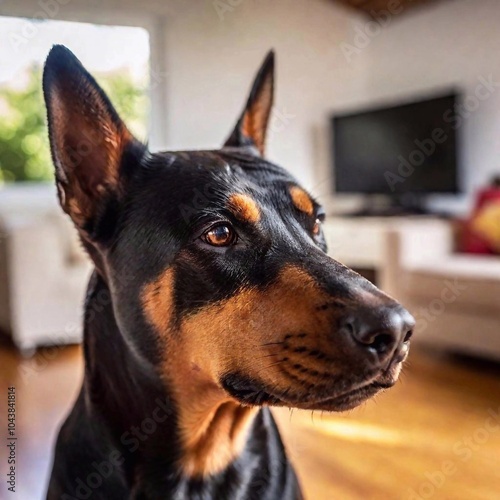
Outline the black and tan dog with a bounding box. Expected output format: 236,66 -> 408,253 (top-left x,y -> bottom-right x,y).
44,45 -> 415,500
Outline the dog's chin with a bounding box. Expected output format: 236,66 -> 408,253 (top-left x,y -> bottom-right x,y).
221,361 -> 404,413
291,381 -> 391,412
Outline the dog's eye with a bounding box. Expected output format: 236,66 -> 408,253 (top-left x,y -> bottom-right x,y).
202,223 -> 237,247
312,219 -> 322,236
312,211 -> 325,237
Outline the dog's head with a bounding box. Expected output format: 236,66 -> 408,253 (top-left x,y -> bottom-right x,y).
43,46 -> 414,417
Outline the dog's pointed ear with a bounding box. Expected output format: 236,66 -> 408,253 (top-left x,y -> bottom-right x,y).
43,45 -> 142,233
224,50 -> 275,156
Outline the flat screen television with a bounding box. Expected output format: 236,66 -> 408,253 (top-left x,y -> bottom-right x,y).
331,93 -> 460,201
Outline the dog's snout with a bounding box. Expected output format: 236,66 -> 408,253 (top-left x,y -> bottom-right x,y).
342,305 -> 415,360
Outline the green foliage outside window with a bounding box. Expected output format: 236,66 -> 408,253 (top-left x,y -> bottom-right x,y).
0,64 -> 148,183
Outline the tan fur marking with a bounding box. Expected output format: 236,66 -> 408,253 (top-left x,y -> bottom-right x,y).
142,268 -> 175,334
240,73 -> 273,155
227,193 -> 261,224
142,269 -> 259,478
142,264 -> 336,478
179,401 -> 258,477
50,84 -> 132,228
289,186 -> 314,216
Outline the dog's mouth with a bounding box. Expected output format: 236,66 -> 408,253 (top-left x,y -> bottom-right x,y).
222,375 -> 394,412
221,347 -> 408,412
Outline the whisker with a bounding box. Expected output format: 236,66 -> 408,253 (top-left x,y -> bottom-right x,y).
258,352 -> 281,359
255,360 -> 286,377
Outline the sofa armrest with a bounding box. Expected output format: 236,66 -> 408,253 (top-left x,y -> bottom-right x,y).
380,219 -> 453,298
389,220 -> 453,266
1,214 -> 91,348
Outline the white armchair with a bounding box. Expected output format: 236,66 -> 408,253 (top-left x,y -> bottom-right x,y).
383,220 -> 500,361
0,185 -> 91,350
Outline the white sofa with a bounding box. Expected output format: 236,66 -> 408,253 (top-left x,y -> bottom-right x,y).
0,185 -> 91,350
2,188 -> 499,357
382,220 -> 500,361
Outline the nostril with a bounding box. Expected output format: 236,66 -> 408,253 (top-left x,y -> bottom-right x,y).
404,330 -> 413,343
341,306 -> 414,358
347,321 -> 396,354
367,332 -> 394,354
343,319 -> 355,336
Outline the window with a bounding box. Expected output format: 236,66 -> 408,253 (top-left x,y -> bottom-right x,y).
0,17 -> 150,183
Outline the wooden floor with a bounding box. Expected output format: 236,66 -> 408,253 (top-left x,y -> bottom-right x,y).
0,345 -> 499,500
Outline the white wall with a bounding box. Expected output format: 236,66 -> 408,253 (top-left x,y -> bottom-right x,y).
0,0 -> 170,153
162,0 -> 367,202
3,0 -> 499,213
356,0 -> 500,213
0,0 -> 367,205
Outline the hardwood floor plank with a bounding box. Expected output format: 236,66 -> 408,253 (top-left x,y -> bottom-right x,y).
0,345 -> 499,499
273,349 -> 500,500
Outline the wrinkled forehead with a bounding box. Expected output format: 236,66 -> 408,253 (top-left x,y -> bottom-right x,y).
138,149 -> 316,224
111,149 -> 321,288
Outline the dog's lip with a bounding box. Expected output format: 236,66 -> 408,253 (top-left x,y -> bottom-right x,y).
290,347 -> 410,406
289,381 -> 383,411
381,341 -> 410,377
222,344 -> 410,409
308,375 -> 395,405
272,352 -> 408,408
392,341 -> 410,365
222,369 -> 400,408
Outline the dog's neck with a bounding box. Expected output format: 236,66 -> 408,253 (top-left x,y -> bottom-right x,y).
177,397 -> 258,477
169,375 -> 258,477
82,272 -> 262,489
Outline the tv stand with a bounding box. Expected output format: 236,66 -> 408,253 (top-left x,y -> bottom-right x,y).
347,195 -> 433,217
322,216 -> 451,287
349,205 -> 430,217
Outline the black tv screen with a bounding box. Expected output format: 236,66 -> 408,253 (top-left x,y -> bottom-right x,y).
332,93 -> 459,195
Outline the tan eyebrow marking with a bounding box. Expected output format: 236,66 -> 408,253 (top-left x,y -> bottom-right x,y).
142,268 -> 175,336
289,186 -> 314,216
227,193 -> 260,224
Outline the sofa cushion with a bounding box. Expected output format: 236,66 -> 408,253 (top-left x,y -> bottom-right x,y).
404,255 -> 500,314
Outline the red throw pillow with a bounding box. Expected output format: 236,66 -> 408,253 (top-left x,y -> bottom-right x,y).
460,186 -> 500,255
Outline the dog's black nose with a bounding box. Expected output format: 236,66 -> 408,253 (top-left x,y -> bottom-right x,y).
342,305 -> 415,360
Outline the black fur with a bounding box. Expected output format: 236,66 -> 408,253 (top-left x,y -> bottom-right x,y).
44,46 -> 413,500
47,273 -> 301,500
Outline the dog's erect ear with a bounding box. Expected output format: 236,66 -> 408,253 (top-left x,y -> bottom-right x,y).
224,51 -> 275,156
43,45 -> 141,233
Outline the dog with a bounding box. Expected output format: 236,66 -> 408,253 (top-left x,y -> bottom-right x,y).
43,45 -> 415,500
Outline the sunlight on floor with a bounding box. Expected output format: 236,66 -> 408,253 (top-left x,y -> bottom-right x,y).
308,419 -> 404,446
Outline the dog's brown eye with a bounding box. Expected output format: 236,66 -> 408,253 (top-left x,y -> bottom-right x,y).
312,219 -> 322,236
203,224 -> 236,247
